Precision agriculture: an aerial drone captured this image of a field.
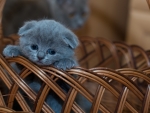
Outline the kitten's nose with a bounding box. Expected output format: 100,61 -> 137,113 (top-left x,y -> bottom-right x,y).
37,51 -> 45,60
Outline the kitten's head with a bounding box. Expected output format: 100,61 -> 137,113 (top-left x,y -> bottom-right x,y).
18,20 -> 79,66
50,0 -> 89,30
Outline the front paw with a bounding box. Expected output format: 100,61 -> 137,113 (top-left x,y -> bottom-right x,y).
3,45 -> 20,57
53,59 -> 76,70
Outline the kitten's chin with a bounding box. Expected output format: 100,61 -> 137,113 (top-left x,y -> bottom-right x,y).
35,62 -> 44,66
34,61 -> 51,66
29,58 -> 52,66
35,61 -> 46,66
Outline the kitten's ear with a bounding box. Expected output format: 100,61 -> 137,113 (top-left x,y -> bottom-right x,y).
18,20 -> 37,36
63,33 -> 79,49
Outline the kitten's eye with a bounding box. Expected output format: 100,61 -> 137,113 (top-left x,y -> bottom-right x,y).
47,49 -> 56,55
69,12 -> 76,18
31,44 -> 38,50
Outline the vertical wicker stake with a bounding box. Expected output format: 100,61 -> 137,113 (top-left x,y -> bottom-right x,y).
0,0 -> 7,108
0,0 -> 6,53
0,0 -> 14,53
0,0 -> 5,40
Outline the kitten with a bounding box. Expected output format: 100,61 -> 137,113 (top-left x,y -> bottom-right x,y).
2,0 -> 89,36
3,19 -> 79,70
3,19 -> 79,112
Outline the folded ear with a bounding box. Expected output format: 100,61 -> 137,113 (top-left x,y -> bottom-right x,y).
18,20 -> 37,36
63,33 -> 79,49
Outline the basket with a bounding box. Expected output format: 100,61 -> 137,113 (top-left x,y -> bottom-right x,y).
0,0 -> 150,113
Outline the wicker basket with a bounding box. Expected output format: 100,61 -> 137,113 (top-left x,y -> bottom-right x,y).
0,0 -> 150,113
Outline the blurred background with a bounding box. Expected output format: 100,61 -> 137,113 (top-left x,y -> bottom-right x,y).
1,0 -> 150,50
75,0 -> 129,41
75,0 -> 150,50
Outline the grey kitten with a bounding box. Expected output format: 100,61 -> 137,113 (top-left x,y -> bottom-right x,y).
3,19 -> 79,112
3,19 -> 79,70
2,0 -> 89,36
2,20 -> 97,113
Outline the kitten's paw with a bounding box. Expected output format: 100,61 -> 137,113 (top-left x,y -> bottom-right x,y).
3,45 -> 20,57
54,59 -> 76,70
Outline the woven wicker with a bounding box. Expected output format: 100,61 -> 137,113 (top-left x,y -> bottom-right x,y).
0,0 -> 150,113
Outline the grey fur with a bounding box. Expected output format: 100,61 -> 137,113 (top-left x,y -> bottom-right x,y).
2,0 -> 89,36
3,19 -> 79,70
2,19 -> 98,113
2,19 -> 97,113
3,19 -> 79,112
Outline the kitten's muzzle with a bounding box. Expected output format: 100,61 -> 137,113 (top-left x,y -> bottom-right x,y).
37,51 -> 45,60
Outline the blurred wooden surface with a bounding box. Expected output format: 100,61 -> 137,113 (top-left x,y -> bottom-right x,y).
75,0 -> 129,41
126,0 -> 150,50
147,0 -> 150,8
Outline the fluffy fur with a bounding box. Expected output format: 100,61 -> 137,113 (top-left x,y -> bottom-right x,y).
2,0 -> 89,36
3,19 -> 79,70
3,19 -> 79,112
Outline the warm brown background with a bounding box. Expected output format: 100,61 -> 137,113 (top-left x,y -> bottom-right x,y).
75,0 -> 150,51
75,0 -> 129,41
126,0 -> 150,50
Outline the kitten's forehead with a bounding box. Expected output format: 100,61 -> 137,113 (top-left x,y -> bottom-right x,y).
37,20 -> 65,33
26,20 -> 73,45
19,20 -> 78,50
36,20 -> 69,35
